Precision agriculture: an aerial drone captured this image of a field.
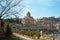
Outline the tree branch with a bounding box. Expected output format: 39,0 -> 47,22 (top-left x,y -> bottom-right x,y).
0,0 -> 13,17
1,0 -> 22,18
0,0 -> 23,19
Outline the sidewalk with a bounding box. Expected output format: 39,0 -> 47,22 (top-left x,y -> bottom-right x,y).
13,33 -> 34,40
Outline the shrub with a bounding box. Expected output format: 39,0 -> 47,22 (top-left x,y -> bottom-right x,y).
6,24 -> 12,37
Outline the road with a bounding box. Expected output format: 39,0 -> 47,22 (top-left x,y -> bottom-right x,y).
13,33 -> 34,40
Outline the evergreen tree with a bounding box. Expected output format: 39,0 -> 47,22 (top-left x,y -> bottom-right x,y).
6,24 -> 12,37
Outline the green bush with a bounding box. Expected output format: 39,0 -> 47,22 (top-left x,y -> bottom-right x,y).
15,37 -> 22,40
6,24 -> 12,37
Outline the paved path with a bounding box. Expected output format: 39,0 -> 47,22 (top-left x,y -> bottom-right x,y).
13,33 -> 34,40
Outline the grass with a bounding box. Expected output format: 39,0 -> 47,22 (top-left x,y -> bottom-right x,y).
11,35 -> 22,40
4,35 -> 22,40
11,37 -> 22,40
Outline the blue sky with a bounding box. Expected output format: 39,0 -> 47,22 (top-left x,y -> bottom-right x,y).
21,0 -> 60,19
0,0 -> 60,19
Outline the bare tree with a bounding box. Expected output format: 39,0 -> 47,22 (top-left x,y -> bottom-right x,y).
0,0 -> 24,19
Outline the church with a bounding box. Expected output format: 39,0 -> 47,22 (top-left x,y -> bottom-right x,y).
22,12 -> 35,27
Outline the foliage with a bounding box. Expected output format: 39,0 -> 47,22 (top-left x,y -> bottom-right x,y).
26,30 -> 34,36
17,30 -> 53,40
15,37 -> 22,40
19,30 -> 26,35
8,35 -> 22,40
44,35 -> 52,40
18,30 -> 41,39
5,18 -> 15,23
6,24 -> 12,37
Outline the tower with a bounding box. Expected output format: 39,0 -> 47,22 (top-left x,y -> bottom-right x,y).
27,11 -> 31,17
22,11 -> 34,27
